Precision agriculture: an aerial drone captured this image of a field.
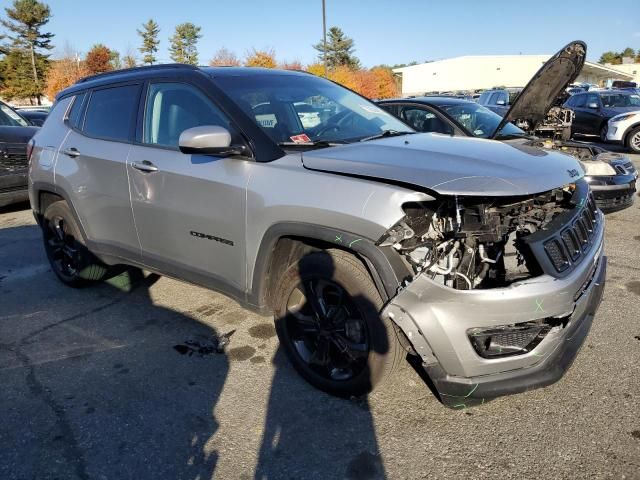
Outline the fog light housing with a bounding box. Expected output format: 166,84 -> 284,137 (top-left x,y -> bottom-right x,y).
468,321 -> 553,358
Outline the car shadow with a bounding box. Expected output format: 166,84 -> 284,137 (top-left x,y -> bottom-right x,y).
254,251 -> 388,480
0,223 -> 229,480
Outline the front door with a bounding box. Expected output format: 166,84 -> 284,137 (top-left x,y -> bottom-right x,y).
127,81 -> 249,296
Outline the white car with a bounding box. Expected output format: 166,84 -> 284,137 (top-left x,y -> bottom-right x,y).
606,111 -> 640,153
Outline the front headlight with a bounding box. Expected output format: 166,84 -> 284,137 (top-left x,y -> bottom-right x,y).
609,113 -> 638,123
580,160 -> 616,176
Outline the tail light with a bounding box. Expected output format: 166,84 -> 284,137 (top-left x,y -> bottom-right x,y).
26,139 -> 35,163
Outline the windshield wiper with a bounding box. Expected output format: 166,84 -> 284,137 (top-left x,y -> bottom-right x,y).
359,130 -> 414,142
277,140 -> 347,148
493,132 -> 529,140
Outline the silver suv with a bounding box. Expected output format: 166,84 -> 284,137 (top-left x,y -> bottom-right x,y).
29,65 -> 606,407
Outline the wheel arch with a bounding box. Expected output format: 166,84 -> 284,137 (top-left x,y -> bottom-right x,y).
248,222 -> 412,312
623,122 -> 640,146
31,183 -> 89,244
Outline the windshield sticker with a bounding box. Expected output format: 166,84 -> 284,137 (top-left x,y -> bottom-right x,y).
359,104 -> 382,114
290,133 -> 311,143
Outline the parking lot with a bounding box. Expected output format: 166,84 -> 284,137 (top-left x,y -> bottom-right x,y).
0,146 -> 639,480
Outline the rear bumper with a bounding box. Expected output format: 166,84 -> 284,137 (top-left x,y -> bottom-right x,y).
0,187 -> 29,207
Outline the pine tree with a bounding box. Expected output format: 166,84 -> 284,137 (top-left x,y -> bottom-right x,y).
313,26 -> 360,70
0,0 -> 54,104
137,19 -> 160,65
169,23 -> 202,65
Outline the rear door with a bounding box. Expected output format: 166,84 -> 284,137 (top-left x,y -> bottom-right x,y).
55,83 -> 143,262
127,81 -> 249,296
567,93 -> 588,134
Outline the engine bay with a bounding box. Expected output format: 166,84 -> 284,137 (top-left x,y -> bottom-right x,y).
379,185 -> 577,290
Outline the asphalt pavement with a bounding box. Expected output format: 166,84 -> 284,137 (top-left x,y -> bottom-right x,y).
0,151 -> 639,480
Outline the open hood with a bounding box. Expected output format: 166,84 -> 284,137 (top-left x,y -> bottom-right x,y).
491,41 -> 586,139
302,133 -> 583,197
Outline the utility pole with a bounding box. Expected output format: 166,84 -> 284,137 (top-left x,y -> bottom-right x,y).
322,0 -> 327,77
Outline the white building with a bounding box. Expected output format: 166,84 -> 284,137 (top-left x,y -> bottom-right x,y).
603,62 -> 640,85
394,55 -> 634,97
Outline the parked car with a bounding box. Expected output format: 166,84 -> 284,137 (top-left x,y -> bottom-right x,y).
17,108 -> 48,127
563,89 -> 640,140
29,61 -> 605,407
0,100 -> 39,207
379,42 -> 637,213
477,87 -> 522,116
606,110 -> 640,153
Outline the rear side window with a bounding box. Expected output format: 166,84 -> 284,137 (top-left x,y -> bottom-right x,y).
83,85 -> 140,141
66,92 -> 87,128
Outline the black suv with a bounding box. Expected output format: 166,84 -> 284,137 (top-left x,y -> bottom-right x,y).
564,89 -> 640,140
0,100 -> 39,207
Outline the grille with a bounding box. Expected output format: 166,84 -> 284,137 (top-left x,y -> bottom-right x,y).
0,142 -> 28,172
543,193 -> 600,272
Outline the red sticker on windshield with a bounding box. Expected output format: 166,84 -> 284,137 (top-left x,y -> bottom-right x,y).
290,133 -> 311,143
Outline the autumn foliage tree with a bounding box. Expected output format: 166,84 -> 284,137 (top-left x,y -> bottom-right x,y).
279,60 -> 303,71
244,48 -> 276,68
305,64 -> 398,99
85,44 -> 113,75
44,54 -> 88,99
209,47 -> 240,66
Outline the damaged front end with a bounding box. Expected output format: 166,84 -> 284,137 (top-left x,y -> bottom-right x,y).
379,179 -> 606,407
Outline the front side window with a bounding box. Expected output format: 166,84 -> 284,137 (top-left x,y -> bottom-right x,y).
0,102 -> 29,127
83,85 -> 140,141
572,94 -> 587,108
143,82 -> 234,148
601,93 -> 640,108
441,102 -> 525,139
400,107 -> 453,134
585,94 -> 599,107
213,73 -> 412,144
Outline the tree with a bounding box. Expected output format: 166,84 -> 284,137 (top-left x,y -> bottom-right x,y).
122,46 -> 137,68
280,60 -> 303,70
85,44 -> 112,74
598,51 -> 621,65
621,47 -> 635,59
1,0 -> 54,104
44,53 -> 88,100
245,48 -> 276,68
209,47 -> 240,66
169,22 -> 201,65
109,50 -> 121,70
305,62 -> 325,76
313,26 -> 359,69
137,19 -> 160,65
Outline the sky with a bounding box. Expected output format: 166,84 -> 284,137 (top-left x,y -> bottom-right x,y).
27,0 -> 640,67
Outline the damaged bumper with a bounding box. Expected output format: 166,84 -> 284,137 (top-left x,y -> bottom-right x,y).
383,212 -> 606,408
587,174 -> 636,213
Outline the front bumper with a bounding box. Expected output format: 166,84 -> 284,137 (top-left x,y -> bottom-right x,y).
606,124 -> 625,142
383,212 -> 606,407
586,174 -> 636,213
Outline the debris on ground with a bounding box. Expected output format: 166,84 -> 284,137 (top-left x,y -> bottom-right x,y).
173,329 -> 236,356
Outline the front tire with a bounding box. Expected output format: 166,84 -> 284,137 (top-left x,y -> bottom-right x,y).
600,124 -> 608,143
626,126 -> 640,153
273,249 -> 403,397
42,201 -> 107,287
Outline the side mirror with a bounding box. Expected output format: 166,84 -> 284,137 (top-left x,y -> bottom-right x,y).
178,125 -> 247,156
495,99 -> 506,106
587,102 -> 599,109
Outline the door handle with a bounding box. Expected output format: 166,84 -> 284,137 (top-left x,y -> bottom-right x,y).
132,160 -> 158,173
63,147 -> 80,158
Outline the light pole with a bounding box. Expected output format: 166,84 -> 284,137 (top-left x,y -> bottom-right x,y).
322,0 -> 327,77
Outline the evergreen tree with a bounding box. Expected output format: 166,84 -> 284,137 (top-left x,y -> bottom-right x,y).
313,26 -> 360,69
169,22 -> 201,65
0,0 -> 54,103
137,19 -> 160,65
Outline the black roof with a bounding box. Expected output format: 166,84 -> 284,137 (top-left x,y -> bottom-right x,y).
378,96 -> 475,107
57,64 -> 311,99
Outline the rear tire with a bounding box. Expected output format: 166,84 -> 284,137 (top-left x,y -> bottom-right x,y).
626,126 -> 640,153
42,201 -> 107,287
599,124 -> 608,143
273,249 -> 403,397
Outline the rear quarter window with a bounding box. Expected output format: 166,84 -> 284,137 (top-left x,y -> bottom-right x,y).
83,84 -> 141,141
66,92 -> 87,129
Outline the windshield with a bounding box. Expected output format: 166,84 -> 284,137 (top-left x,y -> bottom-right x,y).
601,93 -> 640,108
440,102 -> 525,138
0,103 -> 29,127
213,73 -> 413,144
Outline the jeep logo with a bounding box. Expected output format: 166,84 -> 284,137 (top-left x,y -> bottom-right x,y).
567,169 -> 580,178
